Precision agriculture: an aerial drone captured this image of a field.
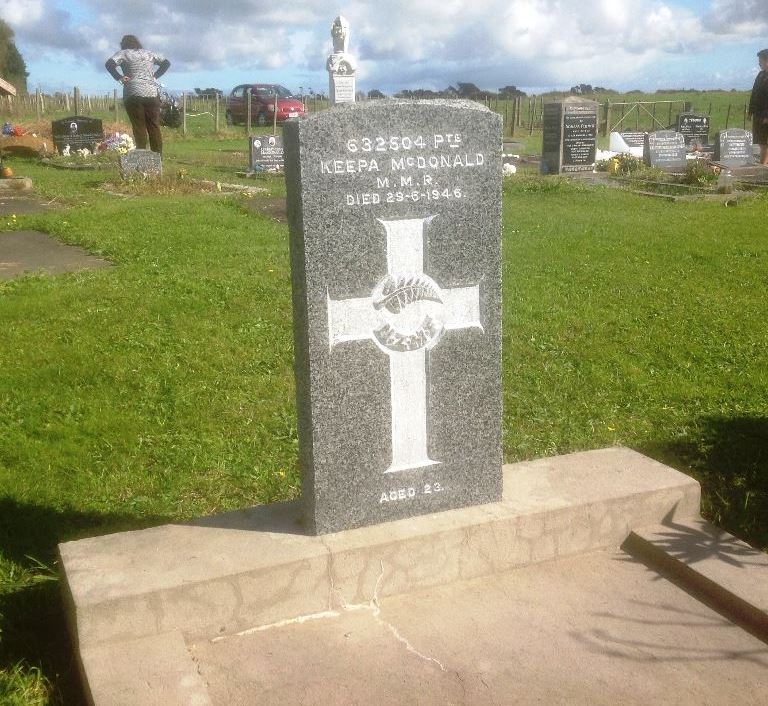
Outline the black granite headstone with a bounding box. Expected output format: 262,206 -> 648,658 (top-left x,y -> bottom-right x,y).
676,113 -> 710,148
119,149 -> 163,177
285,101 -> 503,534
51,116 -> 104,154
249,135 -> 284,171
541,97 -> 598,174
644,131 -> 687,172
714,129 -> 753,168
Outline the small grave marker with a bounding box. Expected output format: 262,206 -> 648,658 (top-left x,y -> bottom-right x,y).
541,97 -> 598,174
714,129 -> 753,168
285,100 -> 503,534
119,149 -> 163,178
249,135 -> 284,171
644,131 -> 687,172
676,112 -> 710,148
51,116 -> 104,154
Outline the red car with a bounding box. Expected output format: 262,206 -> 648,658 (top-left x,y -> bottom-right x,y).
226,84 -> 304,126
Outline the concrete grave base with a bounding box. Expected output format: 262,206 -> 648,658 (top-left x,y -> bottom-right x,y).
58,447 -> 768,705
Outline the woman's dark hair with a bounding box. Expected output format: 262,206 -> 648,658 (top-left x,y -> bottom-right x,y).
120,35 -> 142,50
758,49 -> 768,59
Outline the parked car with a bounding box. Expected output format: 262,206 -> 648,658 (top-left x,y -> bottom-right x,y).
226,84 -> 304,126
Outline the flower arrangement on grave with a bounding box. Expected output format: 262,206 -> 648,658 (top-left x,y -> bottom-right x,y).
97,133 -> 135,155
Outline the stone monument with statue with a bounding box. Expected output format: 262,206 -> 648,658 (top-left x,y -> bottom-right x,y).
326,15 -> 357,104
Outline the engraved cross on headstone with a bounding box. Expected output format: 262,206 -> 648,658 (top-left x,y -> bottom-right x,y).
327,216 -> 482,474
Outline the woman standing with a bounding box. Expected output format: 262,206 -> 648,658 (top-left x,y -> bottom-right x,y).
105,35 -> 170,154
748,48 -> 768,166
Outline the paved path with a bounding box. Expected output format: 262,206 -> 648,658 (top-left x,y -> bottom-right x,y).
0,230 -> 111,280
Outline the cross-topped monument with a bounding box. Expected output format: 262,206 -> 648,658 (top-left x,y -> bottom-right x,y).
285,100 -> 502,534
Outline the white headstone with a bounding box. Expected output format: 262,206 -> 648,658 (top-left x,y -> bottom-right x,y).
326,15 -> 357,105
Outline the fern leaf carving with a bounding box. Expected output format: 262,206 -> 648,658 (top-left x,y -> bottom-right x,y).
373,275 -> 443,313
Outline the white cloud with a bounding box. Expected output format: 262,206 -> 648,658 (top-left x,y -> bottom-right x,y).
704,0 -> 768,37
1,0 -> 764,91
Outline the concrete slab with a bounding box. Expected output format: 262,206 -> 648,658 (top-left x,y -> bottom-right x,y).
81,631 -> 212,706
192,550 -> 768,706
627,519 -> 768,638
0,230 -> 111,280
58,448 -> 700,648
0,195 -> 59,217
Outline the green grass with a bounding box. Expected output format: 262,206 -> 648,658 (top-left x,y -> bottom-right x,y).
0,149 -> 767,702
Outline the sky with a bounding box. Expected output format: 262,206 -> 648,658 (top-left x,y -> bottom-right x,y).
2,0 -> 767,96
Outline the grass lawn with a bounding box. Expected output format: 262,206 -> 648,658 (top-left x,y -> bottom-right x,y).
0,140 -> 766,702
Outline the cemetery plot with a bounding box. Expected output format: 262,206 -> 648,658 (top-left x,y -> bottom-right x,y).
249,135 -> 284,171
120,149 -> 163,178
644,131 -> 687,171
51,115 -> 104,154
714,129 -> 753,168
676,112 -> 710,148
285,100 -> 503,534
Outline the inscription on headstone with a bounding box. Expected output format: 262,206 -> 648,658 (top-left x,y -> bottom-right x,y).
52,116 -> 104,154
249,135 -> 284,171
643,130 -> 687,172
541,97 -> 598,174
676,112 -> 710,148
119,149 -> 162,177
714,129 -> 753,168
285,100 -> 503,534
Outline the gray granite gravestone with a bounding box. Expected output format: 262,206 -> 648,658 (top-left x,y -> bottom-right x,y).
714,129 -> 753,168
540,97 -> 598,175
643,131 -> 687,172
676,112 -> 710,148
119,149 -> 163,178
285,100 -> 503,534
249,135 -> 284,171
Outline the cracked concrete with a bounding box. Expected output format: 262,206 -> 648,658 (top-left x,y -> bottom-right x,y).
190,549 -> 768,706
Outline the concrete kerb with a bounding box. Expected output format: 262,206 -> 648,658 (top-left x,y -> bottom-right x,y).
59,446 -> 702,653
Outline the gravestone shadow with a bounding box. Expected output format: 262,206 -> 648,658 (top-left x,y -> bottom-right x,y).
641,415 -> 768,549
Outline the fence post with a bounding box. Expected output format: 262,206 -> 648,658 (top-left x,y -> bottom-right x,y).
724,103 -> 731,129
509,98 -> 516,137
182,92 -> 187,136
215,93 -> 220,133
113,89 -> 119,123
246,89 -> 252,135
74,86 -> 80,115
667,103 -> 673,127
603,100 -> 611,136
36,88 -> 42,121
273,92 -> 278,135
743,103 -> 747,129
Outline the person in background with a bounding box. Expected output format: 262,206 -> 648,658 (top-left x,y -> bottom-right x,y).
748,48 -> 768,165
105,35 -> 170,154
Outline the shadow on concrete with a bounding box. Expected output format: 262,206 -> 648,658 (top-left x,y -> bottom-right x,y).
640,415 -> 768,550
569,598 -> 768,666
0,498 -> 170,704
186,498 -> 311,536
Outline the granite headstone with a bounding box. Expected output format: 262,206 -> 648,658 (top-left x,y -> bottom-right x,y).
327,15 -> 356,105
643,130 -> 687,171
249,135 -> 284,171
52,116 -> 104,154
676,112 -> 710,148
714,129 -> 753,168
285,100 -> 503,534
541,97 -> 598,174
119,149 -> 163,177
